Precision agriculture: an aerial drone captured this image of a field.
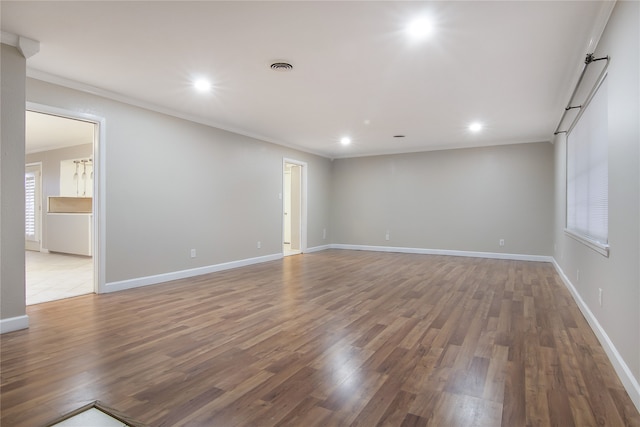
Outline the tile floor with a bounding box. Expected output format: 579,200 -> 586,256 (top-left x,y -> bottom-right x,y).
51,408 -> 127,427
26,251 -> 94,305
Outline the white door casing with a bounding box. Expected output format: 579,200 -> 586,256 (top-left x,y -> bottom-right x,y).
282,158 -> 307,256
27,102 -> 105,294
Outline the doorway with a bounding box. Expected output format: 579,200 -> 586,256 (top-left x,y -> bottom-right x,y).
25,106 -> 103,304
283,159 -> 307,256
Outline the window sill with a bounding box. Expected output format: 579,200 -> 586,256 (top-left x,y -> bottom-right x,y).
564,229 -> 610,257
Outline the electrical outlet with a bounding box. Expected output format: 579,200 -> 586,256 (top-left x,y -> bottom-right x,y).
599,288 -> 603,307
499,239 -> 505,247
190,249 -> 196,258
385,230 -> 390,241
323,228 -> 327,240
257,241 -> 261,249
576,269 -> 580,282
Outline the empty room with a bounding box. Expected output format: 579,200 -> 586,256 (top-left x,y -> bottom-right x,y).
1,1 -> 638,426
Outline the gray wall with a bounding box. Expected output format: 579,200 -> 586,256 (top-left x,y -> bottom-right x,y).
26,79 -> 333,284
553,0 -> 639,384
0,44 -> 27,322
26,143 -> 93,250
331,142 -> 554,255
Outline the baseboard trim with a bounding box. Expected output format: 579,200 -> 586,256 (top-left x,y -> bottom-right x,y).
551,258 -> 640,413
102,244 -> 550,294
104,253 -> 283,293
0,315 -> 29,334
305,244 -> 332,253
330,244 -> 552,263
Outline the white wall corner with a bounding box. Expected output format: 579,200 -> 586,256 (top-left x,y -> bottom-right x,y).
551,258 -> 640,413
0,315 -> 29,334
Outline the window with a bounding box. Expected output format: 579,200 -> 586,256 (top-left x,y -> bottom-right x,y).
25,172 -> 36,239
566,75 -> 608,256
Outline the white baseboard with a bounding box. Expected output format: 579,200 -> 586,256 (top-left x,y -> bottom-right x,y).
104,253 -> 283,293
551,258 -> 640,413
305,244 -> 332,253
104,245 -> 550,294
330,244 -> 553,263
0,315 -> 29,334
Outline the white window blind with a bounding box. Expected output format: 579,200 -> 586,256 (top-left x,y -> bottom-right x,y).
25,172 -> 36,238
566,75 -> 608,250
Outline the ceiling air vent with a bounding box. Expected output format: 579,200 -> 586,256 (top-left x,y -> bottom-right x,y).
270,62 -> 293,72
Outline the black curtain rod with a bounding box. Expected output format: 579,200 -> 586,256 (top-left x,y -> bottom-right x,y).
553,53 -> 610,136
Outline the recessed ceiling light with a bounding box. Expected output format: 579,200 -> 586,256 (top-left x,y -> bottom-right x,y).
193,78 -> 211,92
469,122 -> 483,133
407,18 -> 434,40
340,137 -> 351,146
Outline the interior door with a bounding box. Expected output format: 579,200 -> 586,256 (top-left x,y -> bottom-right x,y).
25,164 -> 42,252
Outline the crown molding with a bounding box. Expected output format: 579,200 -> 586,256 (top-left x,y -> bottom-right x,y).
26,68 -> 332,159
1,31 -> 19,46
1,31 -> 40,58
586,0 -> 617,54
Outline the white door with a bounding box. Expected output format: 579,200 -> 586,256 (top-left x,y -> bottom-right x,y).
25,164 -> 42,252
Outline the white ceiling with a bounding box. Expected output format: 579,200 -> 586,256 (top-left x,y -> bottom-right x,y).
2,1 -> 612,158
25,111 -> 94,154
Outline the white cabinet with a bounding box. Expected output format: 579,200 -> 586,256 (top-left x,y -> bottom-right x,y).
46,213 -> 92,256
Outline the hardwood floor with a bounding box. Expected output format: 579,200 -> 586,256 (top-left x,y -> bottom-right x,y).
1,250 -> 638,426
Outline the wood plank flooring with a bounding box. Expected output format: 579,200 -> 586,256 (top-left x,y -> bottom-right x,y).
1,250 -> 638,426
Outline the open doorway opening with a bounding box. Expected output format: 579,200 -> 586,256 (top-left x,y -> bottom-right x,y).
283,159 -> 307,256
25,109 -> 98,305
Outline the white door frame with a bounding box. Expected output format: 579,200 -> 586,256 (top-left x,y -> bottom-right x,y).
25,162 -> 42,251
283,168 -> 292,249
282,158 -> 307,254
26,102 -> 106,294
